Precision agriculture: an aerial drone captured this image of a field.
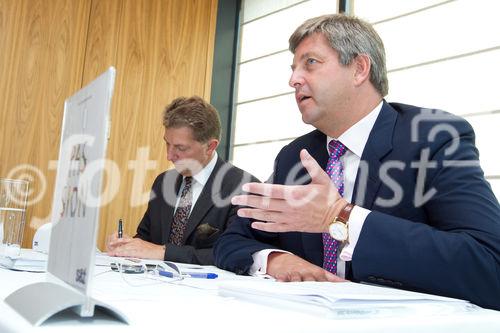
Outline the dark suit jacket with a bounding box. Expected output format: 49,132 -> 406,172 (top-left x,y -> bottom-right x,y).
135,157 -> 258,265
214,101 -> 500,310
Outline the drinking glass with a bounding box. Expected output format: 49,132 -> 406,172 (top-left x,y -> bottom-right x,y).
0,178 -> 29,258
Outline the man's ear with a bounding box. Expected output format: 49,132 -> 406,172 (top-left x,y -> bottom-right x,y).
206,138 -> 219,155
353,54 -> 371,87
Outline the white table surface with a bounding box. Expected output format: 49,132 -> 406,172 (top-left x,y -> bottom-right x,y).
2,263 -> 500,333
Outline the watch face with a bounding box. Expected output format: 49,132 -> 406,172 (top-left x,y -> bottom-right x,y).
329,222 -> 348,241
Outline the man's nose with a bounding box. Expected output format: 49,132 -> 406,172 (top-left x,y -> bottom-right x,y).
166,148 -> 176,162
289,70 -> 303,88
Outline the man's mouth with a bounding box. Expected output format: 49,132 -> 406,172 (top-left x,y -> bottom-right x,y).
297,94 -> 311,104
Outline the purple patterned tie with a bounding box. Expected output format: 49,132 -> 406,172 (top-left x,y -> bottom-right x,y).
322,140 -> 347,274
169,176 -> 193,245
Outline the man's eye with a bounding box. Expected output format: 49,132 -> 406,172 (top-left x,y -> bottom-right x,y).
306,58 -> 317,65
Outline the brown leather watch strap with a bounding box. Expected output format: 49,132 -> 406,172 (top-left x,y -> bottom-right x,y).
337,203 -> 354,223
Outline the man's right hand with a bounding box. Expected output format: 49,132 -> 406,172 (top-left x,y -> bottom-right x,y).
267,252 -> 345,282
105,232 -> 132,252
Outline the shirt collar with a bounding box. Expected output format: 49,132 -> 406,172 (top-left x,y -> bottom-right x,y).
326,101 -> 383,157
187,151 -> 218,186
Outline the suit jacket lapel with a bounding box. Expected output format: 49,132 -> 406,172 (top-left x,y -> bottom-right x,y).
181,157 -> 224,243
353,101 -> 396,209
309,133 -> 329,170
301,131 -> 328,262
160,171 -> 183,244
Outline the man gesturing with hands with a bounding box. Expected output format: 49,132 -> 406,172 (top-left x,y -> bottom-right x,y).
214,14 -> 500,311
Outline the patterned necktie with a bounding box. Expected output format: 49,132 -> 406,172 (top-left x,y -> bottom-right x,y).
322,140 -> 347,274
169,176 -> 193,245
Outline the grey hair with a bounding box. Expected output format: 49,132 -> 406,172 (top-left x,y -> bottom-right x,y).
289,14 -> 388,97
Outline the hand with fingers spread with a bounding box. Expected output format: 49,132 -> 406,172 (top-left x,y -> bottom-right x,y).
267,252 -> 345,282
231,149 -> 348,233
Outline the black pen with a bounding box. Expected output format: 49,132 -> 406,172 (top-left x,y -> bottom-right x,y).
118,219 -> 123,238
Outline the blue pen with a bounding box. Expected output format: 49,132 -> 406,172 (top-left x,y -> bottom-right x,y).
158,270 -> 217,279
158,270 -> 177,278
184,272 -> 218,279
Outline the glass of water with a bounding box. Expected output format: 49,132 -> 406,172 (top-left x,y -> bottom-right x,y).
0,178 -> 29,258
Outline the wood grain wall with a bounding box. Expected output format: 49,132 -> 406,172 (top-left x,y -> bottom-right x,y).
0,0 -> 218,249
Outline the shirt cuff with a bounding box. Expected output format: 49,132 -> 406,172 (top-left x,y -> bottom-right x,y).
339,205 -> 371,261
249,249 -> 290,278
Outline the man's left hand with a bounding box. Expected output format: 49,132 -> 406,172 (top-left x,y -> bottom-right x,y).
232,149 -> 348,233
107,238 -> 165,260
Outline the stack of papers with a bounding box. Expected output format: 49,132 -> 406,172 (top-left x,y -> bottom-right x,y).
219,280 -> 473,318
0,249 -> 47,272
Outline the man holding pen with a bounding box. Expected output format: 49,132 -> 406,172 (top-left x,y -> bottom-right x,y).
106,96 -> 258,265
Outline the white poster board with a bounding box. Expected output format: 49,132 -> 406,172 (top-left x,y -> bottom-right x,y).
6,67 -> 126,325
47,67 -> 114,294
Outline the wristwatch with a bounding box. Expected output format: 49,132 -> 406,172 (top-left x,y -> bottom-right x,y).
328,203 -> 354,242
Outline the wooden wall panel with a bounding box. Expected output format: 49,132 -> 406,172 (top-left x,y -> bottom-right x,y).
0,0 -> 90,247
1,0 -> 218,250
83,0 -> 219,249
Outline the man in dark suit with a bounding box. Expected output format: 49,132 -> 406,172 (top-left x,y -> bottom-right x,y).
214,15 -> 500,310
106,96 -> 257,265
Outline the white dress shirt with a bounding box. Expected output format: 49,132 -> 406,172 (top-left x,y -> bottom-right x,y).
174,152 -> 218,215
250,102 -> 383,278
